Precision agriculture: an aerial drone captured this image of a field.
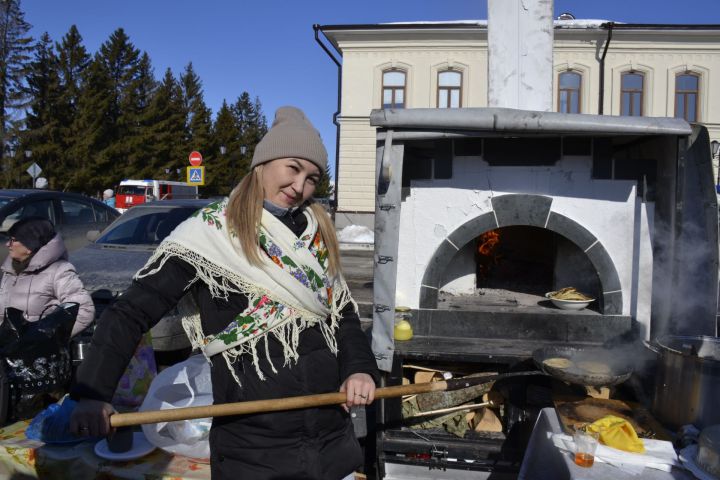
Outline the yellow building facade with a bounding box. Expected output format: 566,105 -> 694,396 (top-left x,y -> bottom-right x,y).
318,21 -> 720,228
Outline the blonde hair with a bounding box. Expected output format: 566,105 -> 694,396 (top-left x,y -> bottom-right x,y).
227,166 -> 342,277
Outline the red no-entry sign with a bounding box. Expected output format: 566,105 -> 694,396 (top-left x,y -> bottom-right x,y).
189,151 -> 203,166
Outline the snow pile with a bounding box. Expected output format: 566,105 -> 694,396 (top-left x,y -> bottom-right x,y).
337,225 -> 374,244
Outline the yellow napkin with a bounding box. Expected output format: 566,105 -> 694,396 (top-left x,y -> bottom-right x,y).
586,415 -> 645,454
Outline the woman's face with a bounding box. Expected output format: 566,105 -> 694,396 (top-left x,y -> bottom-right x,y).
260,158 -> 321,208
6,237 -> 32,262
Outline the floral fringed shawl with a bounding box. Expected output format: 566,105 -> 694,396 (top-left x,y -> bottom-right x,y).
136,199 -> 356,384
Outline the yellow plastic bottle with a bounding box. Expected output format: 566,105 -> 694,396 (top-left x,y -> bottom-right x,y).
393,306 -> 414,341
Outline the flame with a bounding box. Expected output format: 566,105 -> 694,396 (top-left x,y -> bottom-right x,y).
477,230 -> 501,280
478,230 -> 500,256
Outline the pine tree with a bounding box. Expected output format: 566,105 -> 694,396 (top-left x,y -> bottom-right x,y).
214,99 -> 238,149
252,97 -> 268,135
142,68 -> 186,180
0,0 -> 33,186
56,26 -> 89,111
68,53 -> 113,192
98,28 -> 140,122
213,99 -> 240,194
249,96 -> 268,151
314,164 -> 334,198
54,25 -> 90,188
22,32 -> 62,188
232,92 -> 267,180
83,28 -> 140,192
181,62 -> 212,150
121,51 -> 157,179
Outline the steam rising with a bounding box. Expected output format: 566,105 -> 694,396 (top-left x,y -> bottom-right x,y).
650,217 -> 718,340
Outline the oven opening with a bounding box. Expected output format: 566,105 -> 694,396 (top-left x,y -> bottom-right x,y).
479,226 -> 603,312
439,226 -> 603,313
478,226 -> 602,312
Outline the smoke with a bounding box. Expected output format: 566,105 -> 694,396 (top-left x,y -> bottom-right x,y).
650,216 -> 718,339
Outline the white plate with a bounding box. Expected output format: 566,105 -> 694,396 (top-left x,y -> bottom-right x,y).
94,432 -> 156,461
545,292 -> 594,310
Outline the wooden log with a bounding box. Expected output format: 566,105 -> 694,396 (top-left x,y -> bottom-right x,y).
473,407 -> 503,432
409,401 -> 492,419
416,373 -> 496,411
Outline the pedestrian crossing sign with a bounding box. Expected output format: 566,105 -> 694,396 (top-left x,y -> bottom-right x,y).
187,166 -> 205,186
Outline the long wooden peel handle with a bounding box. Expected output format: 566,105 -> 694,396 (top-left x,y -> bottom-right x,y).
110,381 -> 449,428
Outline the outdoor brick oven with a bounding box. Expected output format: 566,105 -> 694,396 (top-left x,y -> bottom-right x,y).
368,107 -> 718,478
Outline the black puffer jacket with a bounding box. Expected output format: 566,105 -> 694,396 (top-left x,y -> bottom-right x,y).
71,207 -> 378,479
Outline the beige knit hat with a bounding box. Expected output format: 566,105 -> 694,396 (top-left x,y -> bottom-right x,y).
250,106 -> 328,171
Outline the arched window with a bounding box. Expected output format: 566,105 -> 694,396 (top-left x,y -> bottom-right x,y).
437,70 -> 462,108
558,71 -> 581,113
621,72 -> 644,116
675,73 -> 699,122
382,70 -> 406,109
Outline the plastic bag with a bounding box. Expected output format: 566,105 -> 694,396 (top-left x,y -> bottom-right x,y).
25,395 -> 100,444
0,303 -> 78,421
26,396 -> 76,443
139,354 -> 212,459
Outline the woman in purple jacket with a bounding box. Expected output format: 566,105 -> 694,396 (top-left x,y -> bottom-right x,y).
0,217 -> 95,336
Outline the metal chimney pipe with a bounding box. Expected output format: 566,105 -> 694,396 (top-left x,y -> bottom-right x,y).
487,0 -> 554,111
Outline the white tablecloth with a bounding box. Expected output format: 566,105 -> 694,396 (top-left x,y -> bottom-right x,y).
518,407 -> 696,480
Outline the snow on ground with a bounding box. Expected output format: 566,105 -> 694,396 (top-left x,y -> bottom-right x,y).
337,225 -> 374,244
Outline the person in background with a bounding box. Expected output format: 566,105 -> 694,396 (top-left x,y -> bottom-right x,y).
102,189 -> 115,209
0,217 -> 95,337
70,106 -> 378,480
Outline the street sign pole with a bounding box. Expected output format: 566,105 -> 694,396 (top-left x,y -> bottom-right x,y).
26,162 -> 42,188
187,151 -> 204,187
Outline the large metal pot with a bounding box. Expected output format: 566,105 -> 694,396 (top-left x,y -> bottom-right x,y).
651,335 -> 720,430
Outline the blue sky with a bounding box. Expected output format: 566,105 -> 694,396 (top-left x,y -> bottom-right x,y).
22,0 -> 720,177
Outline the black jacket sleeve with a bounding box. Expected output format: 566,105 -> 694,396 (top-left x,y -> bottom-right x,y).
336,302 -> 380,384
70,257 -> 196,402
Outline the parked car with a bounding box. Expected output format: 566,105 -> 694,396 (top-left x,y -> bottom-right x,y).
0,189 -> 120,258
69,199 -> 212,356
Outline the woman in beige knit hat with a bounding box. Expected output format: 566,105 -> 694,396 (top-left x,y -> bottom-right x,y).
70,106 -> 378,480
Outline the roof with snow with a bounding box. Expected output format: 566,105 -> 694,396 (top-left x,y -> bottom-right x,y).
380,19 -> 615,29
318,20 -> 720,31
